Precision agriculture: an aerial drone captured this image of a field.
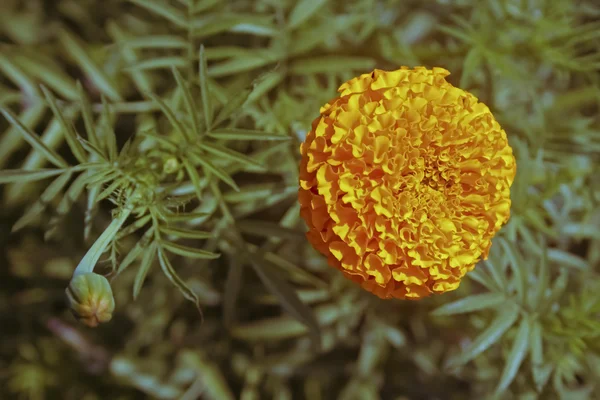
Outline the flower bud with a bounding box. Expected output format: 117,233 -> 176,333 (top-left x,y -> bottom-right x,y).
65,273 -> 115,327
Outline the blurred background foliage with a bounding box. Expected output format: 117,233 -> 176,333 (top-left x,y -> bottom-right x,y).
0,0 -> 599,399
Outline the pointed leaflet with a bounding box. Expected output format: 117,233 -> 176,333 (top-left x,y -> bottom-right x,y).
173,68 -> 202,138
445,304 -> 520,368
12,170 -> 73,232
246,247 -> 321,350
46,172 -> 89,239
499,237 -> 527,304
287,0 -> 328,29
41,85 -> 87,163
199,45 -> 213,130
157,248 -> 202,309
197,141 -> 262,168
188,150 -> 239,191
467,266 -> 500,292
133,241 -> 157,300
431,292 -> 506,316
159,226 -> 212,240
182,157 -> 206,200
495,316 -> 531,394
100,96 -> 118,161
117,228 -> 154,275
77,81 -> 101,148
146,91 -> 192,142
208,128 -> 288,141
120,35 -> 188,49
126,57 -> 187,71
58,28 -> 121,101
116,215 -> 152,240
0,107 -> 68,168
532,235 -> 549,310
0,169 -> 65,184
212,88 -> 251,128
161,241 -> 220,259
127,0 -> 188,28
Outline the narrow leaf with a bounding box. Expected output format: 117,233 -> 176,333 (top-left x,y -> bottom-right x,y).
58,28 -> 121,101
208,128 -> 288,141
495,317 -> 530,394
236,220 -> 304,240
182,157 -> 206,200
212,89 -> 251,128
499,238 -> 527,304
288,0 -> 328,29
146,91 -> 191,142
46,172 -> 89,239
446,304 -> 520,368
188,151 -> 239,191
100,96 -> 118,161
199,45 -> 213,130
289,56 -> 375,74
0,168 -> 65,184
126,57 -> 187,71
431,292 -> 506,316
157,248 -> 202,307
162,241 -> 220,259
197,141 -> 262,168
0,107 -> 69,168
41,86 -> 87,163
127,0 -> 188,28
76,81 -> 101,148
160,226 -> 213,240
119,35 -> 188,49
173,68 -> 202,138
133,241 -> 157,299
12,171 -> 73,232
117,228 -> 154,275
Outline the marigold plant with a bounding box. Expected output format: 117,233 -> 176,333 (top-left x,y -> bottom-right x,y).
299,66 -> 516,299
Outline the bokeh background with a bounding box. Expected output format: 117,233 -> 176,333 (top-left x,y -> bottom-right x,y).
0,0 -> 599,399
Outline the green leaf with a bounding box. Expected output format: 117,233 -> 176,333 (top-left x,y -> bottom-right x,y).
236,220 -> 304,240
0,168 -> 65,184
133,241 -> 157,299
173,68 -> 202,138
115,215 -> 153,240
197,141 -> 262,168
0,53 -> 41,98
126,57 -> 187,71
499,238 -> 527,304
12,170 -> 73,232
0,103 -> 47,169
288,0 -> 328,29
127,0 -> 188,28
207,53 -> 277,78
460,48 -> 482,88
161,241 -> 220,259
182,157 -> 206,200
58,28 -> 121,101
0,107 -> 69,168
532,236 -> 549,310
530,320 -> 551,392
446,304 -> 520,368
100,96 -> 118,161
117,228 -> 154,275
199,45 -> 213,131
41,86 -> 87,163
431,292 -> 506,316
14,53 -> 78,100
46,172 -> 89,239
246,248 -> 321,350
547,248 -> 589,270
118,35 -> 188,49
467,267 -> 500,292
76,81 -> 102,149
157,248 -> 202,307
146,91 -> 191,142
289,56 -> 376,74
212,89 -> 251,128
160,226 -> 212,240
223,258 -> 244,328
208,128 -> 288,141
188,150 -> 239,191
495,317 -> 530,394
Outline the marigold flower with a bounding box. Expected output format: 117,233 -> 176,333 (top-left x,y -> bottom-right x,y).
66,272 -> 115,327
299,67 -> 516,299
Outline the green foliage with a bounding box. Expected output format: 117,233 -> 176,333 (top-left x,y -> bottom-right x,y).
1,0 -> 599,399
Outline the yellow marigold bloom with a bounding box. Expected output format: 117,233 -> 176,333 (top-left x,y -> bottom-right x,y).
299,67 -> 516,300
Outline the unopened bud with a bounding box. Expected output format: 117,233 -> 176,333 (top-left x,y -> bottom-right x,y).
66,273 -> 115,327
